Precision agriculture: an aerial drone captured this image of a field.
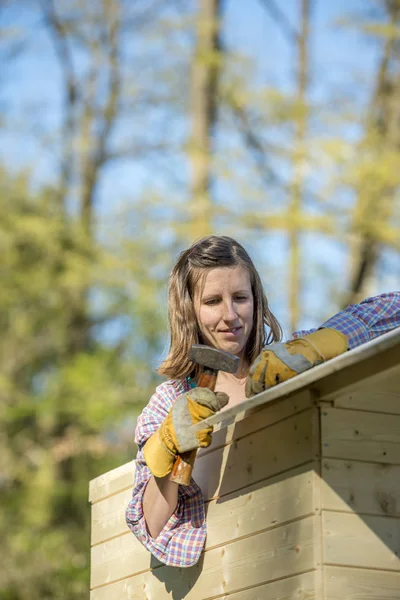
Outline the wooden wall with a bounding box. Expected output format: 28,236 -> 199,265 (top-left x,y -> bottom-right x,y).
89,361 -> 400,599
89,390 -> 324,599
318,362 -> 400,599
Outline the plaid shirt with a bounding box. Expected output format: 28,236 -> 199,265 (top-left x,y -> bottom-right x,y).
126,292 -> 400,567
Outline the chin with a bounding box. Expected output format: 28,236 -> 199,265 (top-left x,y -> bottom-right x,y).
221,341 -> 244,356
205,334 -> 247,357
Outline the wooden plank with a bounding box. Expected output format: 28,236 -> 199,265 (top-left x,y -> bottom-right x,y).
92,570 -> 318,600
91,465 -> 316,587
199,571 -> 317,600
321,408 -> 400,464
91,488 -> 133,546
310,460 -> 324,599
322,459 -> 400,518
334,389 -> 400,416
322,363 -> 400,415
194,408 -> 317,501
89,461 -> 135,504
314,335 -> 400,401
323,511 -> 400,571
325,565 -> 400,599
91,516 -> 316,599
199,390 -> 314,456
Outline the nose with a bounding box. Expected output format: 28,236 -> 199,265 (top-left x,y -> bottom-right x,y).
222,299 -> 238,322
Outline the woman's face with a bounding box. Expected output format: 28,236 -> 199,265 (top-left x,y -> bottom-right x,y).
194,266 -> 254,359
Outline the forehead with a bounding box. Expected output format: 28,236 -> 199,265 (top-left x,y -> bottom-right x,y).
197,266 -> 251,296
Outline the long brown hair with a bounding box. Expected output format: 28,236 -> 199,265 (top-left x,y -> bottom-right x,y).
158,235 -> 282,380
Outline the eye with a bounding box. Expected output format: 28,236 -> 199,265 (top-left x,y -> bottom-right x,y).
204,298 -> 220,306
235,295 -> 249,302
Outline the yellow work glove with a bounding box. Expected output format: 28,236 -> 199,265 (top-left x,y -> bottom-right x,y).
245,328 -> 348,398
144,387 -> 229,478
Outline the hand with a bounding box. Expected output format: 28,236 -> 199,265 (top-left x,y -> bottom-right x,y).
144,388 -> 229,478
245,328 -> 348,398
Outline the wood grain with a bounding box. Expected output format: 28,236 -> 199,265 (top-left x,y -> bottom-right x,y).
89,460 -> 135,504
321,459 -> 400,517
323,511 -> 400,571
321,408 -> 400,464
325,565 -> 400,599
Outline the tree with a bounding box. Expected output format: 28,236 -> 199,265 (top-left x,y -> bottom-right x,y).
288,0 -> 311,332
0,164 -> 165,599
187,0 -> 222,239
343,0 -> 400,304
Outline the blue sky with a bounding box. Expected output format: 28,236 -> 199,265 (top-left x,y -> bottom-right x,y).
0,1 -> 395,338
0,0 -> 379,177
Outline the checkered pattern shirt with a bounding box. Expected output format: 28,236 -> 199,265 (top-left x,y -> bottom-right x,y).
126,292 -> 400,567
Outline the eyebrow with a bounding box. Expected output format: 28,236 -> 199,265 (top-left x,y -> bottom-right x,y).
202,289 -> 251,300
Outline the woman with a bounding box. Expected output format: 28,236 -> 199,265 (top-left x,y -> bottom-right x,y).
126,235 -> 400,568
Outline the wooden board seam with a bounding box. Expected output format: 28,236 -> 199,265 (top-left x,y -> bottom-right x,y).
90,567 -> 150,592
325,563 -> 400,574
90,483 -> 133,506
321,456 -> 397,464
322,454 -> 400,467
322,507 -> 400,520
91,529 -> 130,549
331,404 -> 400,417
324,562 -> 400,573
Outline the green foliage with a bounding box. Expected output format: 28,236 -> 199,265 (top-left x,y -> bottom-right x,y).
0,168 -> 164,599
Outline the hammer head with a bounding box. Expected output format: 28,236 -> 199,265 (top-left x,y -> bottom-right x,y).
189,344 -> 240,374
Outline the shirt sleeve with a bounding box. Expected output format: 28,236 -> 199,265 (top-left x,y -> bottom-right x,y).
125,380 -> 206,567
291,292 -> 400,350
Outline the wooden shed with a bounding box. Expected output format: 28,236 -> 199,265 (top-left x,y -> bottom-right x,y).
89,328 -> 400,599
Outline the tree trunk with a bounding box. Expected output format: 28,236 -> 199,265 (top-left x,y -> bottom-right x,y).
289,0 -> 310,333
188,0 -> 221,238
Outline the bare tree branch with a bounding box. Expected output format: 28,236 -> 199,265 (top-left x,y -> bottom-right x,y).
119,0 -> 168,32
81,1 -> 122,234
258,0 -> 299,43
40,0 -> 77,214
230,101 -> 280,187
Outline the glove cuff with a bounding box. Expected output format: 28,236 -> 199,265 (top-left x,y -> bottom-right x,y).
303,328 -> 348,361
143,429 -> 176,478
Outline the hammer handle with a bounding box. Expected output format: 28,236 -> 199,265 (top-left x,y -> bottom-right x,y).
170,372 -> 217,486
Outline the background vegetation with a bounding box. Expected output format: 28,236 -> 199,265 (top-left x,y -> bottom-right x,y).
1,0 -> 399,597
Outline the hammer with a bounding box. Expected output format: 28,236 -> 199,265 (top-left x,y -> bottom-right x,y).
170,344 -> 239,486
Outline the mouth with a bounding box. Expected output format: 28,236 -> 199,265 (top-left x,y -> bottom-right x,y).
219,326 -> 242,335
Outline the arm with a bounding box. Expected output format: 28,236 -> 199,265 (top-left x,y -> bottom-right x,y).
246,292 -> 400,396
125,380 -> 207,567
293,291 -> 400,349
142,474 -> 179,539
